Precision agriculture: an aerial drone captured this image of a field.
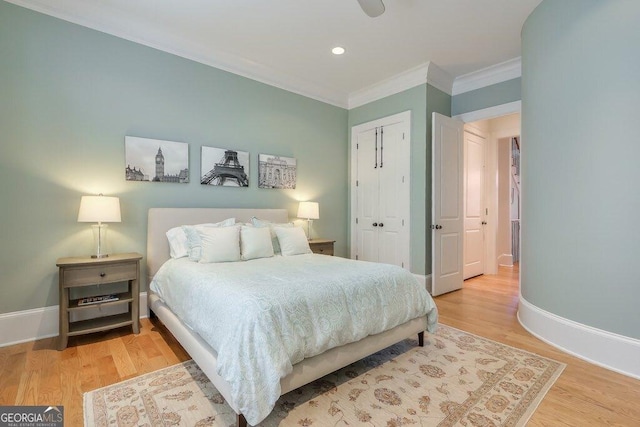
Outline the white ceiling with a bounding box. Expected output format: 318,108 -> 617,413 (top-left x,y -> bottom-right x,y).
8,0 -> 542,108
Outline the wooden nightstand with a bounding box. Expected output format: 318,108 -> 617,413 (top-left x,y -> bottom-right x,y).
309,239 -> 335,256
56,252 -> 142,350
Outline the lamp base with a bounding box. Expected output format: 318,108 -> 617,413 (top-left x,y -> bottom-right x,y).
307,219 -> 313,241
91,223 -> 110,259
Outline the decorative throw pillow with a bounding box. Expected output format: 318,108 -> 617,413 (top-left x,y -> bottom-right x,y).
251,217 -> 293,254
198,225 -> 241,263
240,226 -> 274,260
178,218 -> 236,261
274,226 -> 312,256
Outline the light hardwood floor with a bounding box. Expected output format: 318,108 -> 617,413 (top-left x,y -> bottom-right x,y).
1,265 -> 638,426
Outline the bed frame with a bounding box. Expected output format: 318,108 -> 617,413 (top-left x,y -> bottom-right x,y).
147,208 -> 426,426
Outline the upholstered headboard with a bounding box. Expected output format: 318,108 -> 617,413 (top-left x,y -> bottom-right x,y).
147,208 -> 288,282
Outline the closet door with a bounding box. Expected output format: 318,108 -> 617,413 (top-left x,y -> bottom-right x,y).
355,127 -> 380,263
351,111 -> 411,269
377,122 -> 409,267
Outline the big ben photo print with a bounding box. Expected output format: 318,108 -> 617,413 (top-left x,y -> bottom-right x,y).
125,136 -> 189,183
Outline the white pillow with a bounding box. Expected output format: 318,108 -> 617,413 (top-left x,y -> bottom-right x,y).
240,226 -> 274,260
274,226 -> 312,256
166,227 -> 190,259
251,217 -> 293,254
177,218 -> 236,261
198,225 -> 241,263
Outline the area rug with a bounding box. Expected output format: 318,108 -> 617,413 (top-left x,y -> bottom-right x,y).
84,325 -> 565,426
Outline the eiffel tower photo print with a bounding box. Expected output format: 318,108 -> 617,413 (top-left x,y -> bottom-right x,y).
201,146 -> 249,187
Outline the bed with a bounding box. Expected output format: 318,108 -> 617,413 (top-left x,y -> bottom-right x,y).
146,208 -> 437,426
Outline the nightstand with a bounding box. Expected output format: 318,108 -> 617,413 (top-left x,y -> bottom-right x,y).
309,239 -> 335,256
56,252 -> 142,350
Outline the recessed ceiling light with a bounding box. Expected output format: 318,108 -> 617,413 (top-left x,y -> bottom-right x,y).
332,46 -> 346,55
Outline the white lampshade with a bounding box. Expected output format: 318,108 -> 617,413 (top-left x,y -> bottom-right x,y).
78,195 -> 121,223
297,201 -> 319,220
78,195 -> 121,258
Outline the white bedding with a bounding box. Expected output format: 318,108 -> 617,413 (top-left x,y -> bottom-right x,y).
150,254 -> 438,425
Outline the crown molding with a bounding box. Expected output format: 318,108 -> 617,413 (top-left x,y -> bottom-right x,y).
426,62 -> 455,96
348,63 -> 429,109
9,0 -> 519,109
348,62 -> 454,110
6,0 -> 349,108
452,57 -> 521,96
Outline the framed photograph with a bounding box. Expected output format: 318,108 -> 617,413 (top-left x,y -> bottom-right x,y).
125,136 -> 189,183
201,146 -> 249,187
258,154 -> 297,189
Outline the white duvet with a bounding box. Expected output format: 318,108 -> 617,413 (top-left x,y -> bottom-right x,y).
150,254 -> 438,425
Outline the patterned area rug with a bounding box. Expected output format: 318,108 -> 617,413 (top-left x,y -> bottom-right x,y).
84,325 -> 565,426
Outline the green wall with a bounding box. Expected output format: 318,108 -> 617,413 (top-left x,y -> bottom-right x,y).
347,84 -> 451,276
0,2 -> 348,314
521,0 -> 640,338
451,78 -> 521,117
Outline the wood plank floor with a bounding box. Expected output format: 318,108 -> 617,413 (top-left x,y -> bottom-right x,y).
1,265 -> 638,426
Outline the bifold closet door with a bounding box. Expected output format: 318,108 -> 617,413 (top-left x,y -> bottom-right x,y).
352,112 -> 410,269
355,127 -> 379,263
376,122 -> 408,267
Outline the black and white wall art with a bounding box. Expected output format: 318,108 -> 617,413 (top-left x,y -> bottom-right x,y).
125,136 -> 189,183
258,154 -> 297,189
200,146 -> 249,187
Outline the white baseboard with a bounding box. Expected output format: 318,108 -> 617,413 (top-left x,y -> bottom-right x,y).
497,253 -> 513,267
518,294 -> 640,380
0,292 -> 148,348
413,273 -> 433,294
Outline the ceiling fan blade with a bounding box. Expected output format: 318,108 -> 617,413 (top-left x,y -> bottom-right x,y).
357,0 -> 385,17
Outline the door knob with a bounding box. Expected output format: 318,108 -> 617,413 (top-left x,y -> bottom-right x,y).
378,223 -> 384,227
372,222 -> 378,227
481,221 -> 487,225
435,225 -> 443,230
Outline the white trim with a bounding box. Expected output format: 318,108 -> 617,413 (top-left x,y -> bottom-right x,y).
518,294 -> 640,380
0,292 -> 149,348
348,63 -> 429,109
452,57 -> 521,96
425,62 -> 455,96
348,61 -> 455,109
454,100 -> 522,124
0,306 -> 59,347
5,0 -> 349,108
497,253 -> 513,267
6,0 -> 521,108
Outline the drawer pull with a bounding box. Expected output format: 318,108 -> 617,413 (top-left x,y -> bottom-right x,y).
99,272 -> 106,277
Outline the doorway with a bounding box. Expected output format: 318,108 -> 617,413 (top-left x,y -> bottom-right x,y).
460,110 -> 521,279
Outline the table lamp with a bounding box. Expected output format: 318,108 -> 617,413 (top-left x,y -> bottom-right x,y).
77,194 -> 121,258
297,201 -> 319,240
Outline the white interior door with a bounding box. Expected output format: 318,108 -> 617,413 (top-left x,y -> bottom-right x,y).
377,122 -> 410,267
431,112 -> 464,296
463,130 -> 486,279
351,111 -> 411,269
355,127 -> 379,263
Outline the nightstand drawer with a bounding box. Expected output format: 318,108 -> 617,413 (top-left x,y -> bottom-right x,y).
310,242 -> 334,255
63,263 -> 137,287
